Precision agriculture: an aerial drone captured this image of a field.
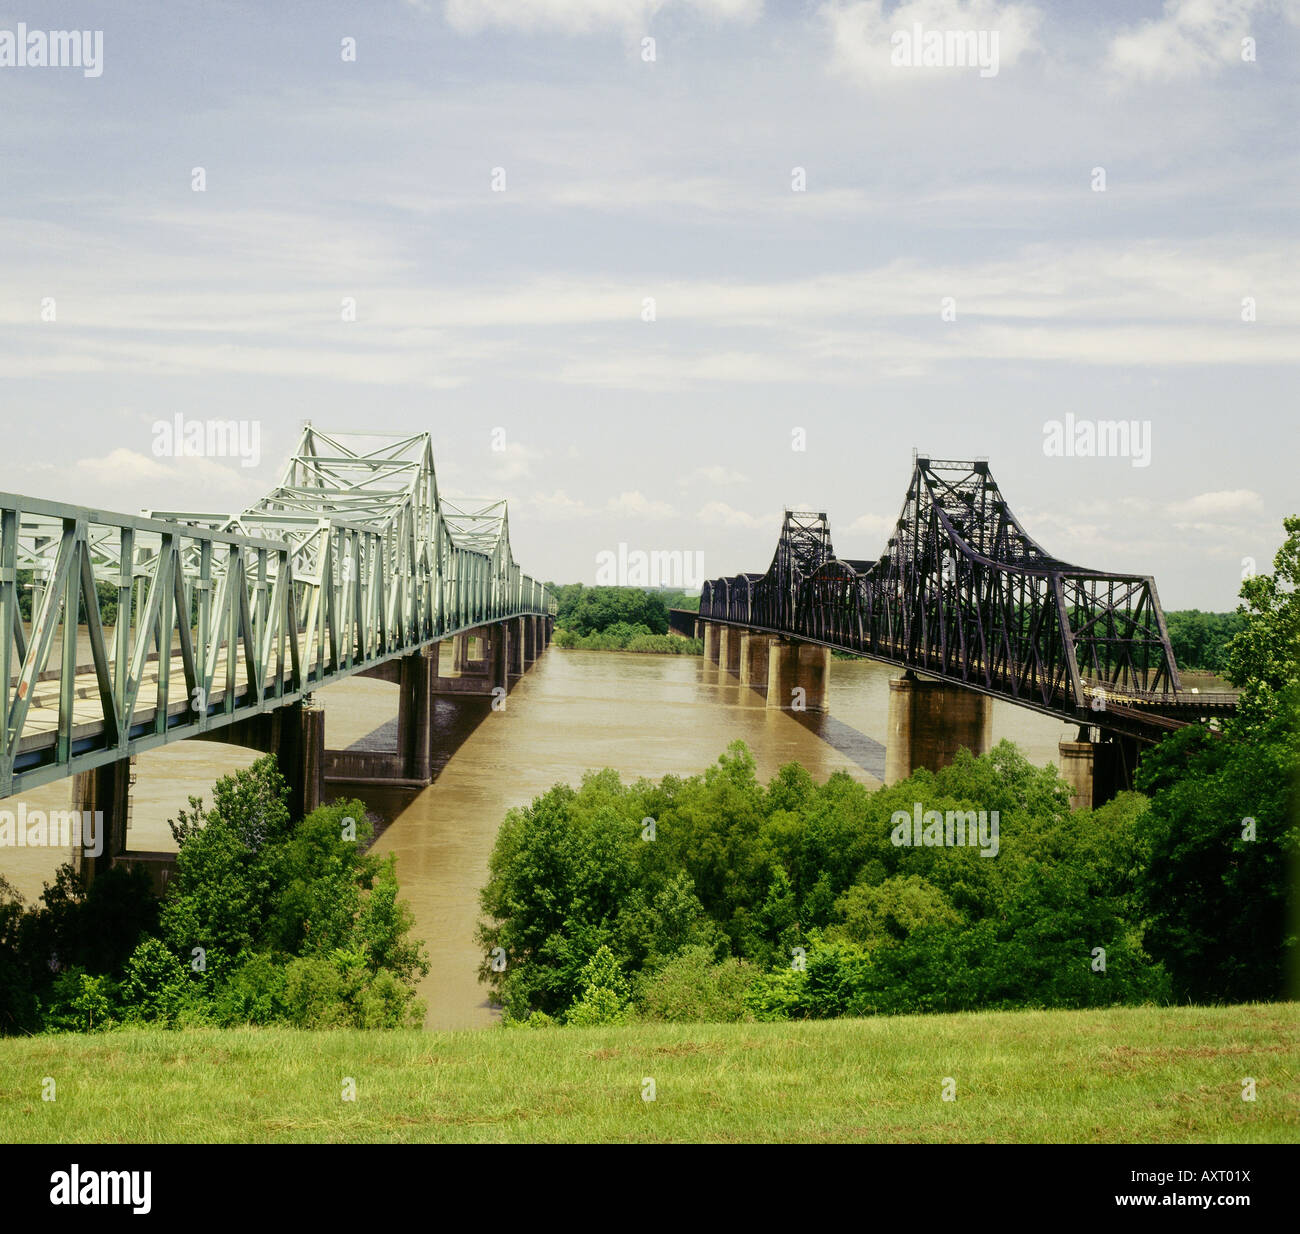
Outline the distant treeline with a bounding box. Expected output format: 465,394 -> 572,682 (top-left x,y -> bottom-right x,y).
1164,609 -> 1245,675
553,623 -> 702,655
549,585 -> 698,636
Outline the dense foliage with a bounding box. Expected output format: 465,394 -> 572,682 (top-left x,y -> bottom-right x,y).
550,584 -> 697,637
0,757 -> 428,1034
478,740 -> 1172,1025
553,621 -> 701,654
1134,515 -> 1300,1003
483,518 -> 1300,1026
1164,609 -> 1245,675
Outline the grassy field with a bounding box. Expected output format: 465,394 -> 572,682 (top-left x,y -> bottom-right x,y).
2,1003 -> 1297,1143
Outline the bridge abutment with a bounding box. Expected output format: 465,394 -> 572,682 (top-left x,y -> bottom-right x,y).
766,640 -> 830,712
884,672 -> 992,784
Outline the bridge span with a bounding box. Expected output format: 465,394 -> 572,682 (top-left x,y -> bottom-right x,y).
694,456 -> 1237,808
0,427 -> 554,881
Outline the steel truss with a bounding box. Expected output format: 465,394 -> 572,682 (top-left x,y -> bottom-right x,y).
0,428 -> 553,795
701,457 -> 1236,735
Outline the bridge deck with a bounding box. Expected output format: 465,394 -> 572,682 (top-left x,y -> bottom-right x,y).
692,611 -> 1239,737
1,428 -> 555,797
5,615 -> 541,794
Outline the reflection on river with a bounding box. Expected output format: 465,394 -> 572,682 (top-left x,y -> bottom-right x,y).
1,649 -> 1076,1030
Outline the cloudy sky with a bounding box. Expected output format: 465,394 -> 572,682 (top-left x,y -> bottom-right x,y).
1,0 -> 1296,608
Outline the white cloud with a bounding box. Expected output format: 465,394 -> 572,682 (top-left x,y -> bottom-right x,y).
24,449 -> 262,517
845,511 -> 896,540
74,448 -> 254,491
444,0 -> 760,36
1168,489 -> 1265,518
517,489 -> 594,521
823,0 -> 1042,87
606,491 -> 677,519
1107,0 -> 1265,82
696,500 -> 772,529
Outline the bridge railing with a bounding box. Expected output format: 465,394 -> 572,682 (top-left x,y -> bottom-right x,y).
1,492 -> 552,796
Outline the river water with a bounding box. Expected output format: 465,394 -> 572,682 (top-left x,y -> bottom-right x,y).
2,648 -> 1078,1029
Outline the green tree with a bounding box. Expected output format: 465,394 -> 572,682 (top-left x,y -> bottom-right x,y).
1135,517 -> 1300,1002
565,945 -> 632,1026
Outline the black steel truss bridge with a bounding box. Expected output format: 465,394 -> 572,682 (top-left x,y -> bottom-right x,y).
699,456 -> 1237,744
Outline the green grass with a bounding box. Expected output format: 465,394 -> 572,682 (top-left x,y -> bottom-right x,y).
2,1003 -> 1297,1143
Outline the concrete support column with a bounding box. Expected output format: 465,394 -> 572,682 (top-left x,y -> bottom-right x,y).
739,632 -> 772,689
71,756 -> 132,884
452,632 -> 472,673
1058,732 -> 1132,811
491,622 -> 509,694
719,625 -> 742,675
279,699 -> 325,819
396,645 -> 435,782
509,617 -> 525,676
766,640 -> 830,712
884,672 -> 992,785
523,617 -> 537,665
703,622 -> 721,664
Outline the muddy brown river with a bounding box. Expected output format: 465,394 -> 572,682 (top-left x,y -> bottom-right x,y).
2,648 -> 1081,1029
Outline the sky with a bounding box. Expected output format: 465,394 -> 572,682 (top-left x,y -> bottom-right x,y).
1,0 -> 1296,608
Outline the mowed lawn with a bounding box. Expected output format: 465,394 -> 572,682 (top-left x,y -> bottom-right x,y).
1,1003 -> 1296,1143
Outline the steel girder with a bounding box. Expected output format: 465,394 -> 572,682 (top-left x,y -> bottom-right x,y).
701,456 -> 1236,734
0,428 -> 554,796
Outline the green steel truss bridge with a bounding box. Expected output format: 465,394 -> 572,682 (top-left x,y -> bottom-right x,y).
0,428 -> 554,799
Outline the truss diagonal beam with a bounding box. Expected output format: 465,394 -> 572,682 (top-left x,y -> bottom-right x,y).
702,455 -> 1235,736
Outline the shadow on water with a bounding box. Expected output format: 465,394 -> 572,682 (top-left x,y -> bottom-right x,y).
322,694 -> 496,844
788,710 -> 887,780
700,658 -> 887,779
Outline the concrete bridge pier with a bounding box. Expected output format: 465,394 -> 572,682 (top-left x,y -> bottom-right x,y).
451,632 -> 473,673
719,625 -> 743,675
435,623 -> 509,696
396,646 -> 435,781
492,621 -> 511,694
524,616 -> 537,665
190,699 -> 325,820
703,622 -> 721,665
70,756 -> 132,884
327,646 -> 435,785
284,700 -> 327,819
766,640 -> 830,712
1058,730 -> 1137,810
739,632 -> 772,689
884,671 -> 992,784
508,617 -> 525,679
